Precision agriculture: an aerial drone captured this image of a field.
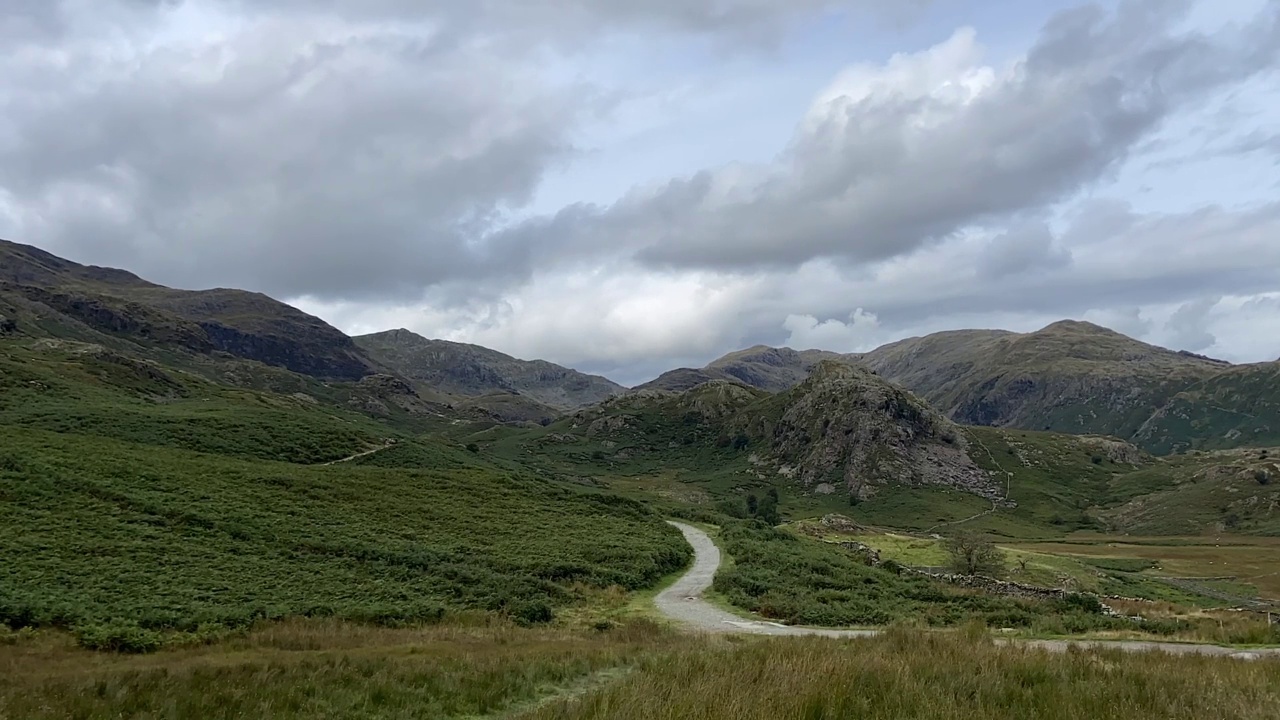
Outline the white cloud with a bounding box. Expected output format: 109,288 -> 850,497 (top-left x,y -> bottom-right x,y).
783,308 -> 883,352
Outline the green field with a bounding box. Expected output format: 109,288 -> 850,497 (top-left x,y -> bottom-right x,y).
0,426 -> 688,649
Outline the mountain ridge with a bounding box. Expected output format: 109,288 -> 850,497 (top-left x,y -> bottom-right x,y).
355,328 -> 625,411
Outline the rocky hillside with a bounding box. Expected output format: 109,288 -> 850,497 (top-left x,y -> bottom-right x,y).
1134,363 -> 1280,453
0,239 -> 377,380
355,329 -> 624,411
856,321 -> 1270,453
575,363 -> 998,503
637,345 -> 848,393
737,361 -> 998,501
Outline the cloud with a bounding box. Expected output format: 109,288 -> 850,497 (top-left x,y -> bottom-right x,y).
0,3 -> 582,299
1162,297 -> 1220,352
225,0 -> 927,43
977,222 -> 1072,279
518,1 -> 1280,274
783,308 -> 883,352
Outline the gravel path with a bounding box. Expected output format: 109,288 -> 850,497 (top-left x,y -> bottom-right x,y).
658,522 -> 1280,660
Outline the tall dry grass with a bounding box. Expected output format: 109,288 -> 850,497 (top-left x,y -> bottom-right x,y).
0,618 -> 675,719
525,625 -> 1280,720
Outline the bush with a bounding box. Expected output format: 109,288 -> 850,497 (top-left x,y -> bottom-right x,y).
1091,455 -> 1104,465
75,623 -> 163,653
1255,468 -> 1272,485
513,600 -> 554,626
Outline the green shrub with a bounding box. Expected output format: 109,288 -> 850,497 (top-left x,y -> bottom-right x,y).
513,600 -> 554,626
75,623 -> 163,653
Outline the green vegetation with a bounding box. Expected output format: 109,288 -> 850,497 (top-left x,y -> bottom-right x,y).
529,628 -> 1280,720
0,342 -> 392,464
944,533 -> 1005,576
711,521 -> 1122,633
0,426 -> 688,648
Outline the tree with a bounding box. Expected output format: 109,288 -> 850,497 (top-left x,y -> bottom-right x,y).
745,494 -> 758,516
731,433 -> 750,451
757,491 -> 780,526
944,532 -> 1005,577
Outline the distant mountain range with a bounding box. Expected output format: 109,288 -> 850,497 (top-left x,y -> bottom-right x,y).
3,238 -> 1277,451
354,329 -> 624,412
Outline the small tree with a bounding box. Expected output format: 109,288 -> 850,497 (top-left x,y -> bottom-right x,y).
944,532 -> 1005,577
745,494 -> 759,516
757,492 -> 780,526
731,433 -> 750,451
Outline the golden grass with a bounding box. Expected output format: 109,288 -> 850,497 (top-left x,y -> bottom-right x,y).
1010,536 -> 1280,600
524,627 -> 1280,720
0,618 -> 676,719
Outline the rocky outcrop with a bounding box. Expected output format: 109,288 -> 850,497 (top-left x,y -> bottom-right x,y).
200,321 -> 370,380
1078,436 -> 1148,466
742,361 -> 1000,501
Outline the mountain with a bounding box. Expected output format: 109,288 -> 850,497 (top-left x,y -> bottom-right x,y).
1134,362 -> 1280,453
855,320 -> 1267,452
0,239 -> 376,380
572,361 -> 998,502
355,329 -> 625,411
637,345 -> 847,393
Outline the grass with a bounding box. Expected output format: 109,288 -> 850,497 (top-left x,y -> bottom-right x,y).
0,618 -> 677,719
526,627 -> 1280,720
711,521 -> 1118,630
0,341 -> 397,464
1007,536 -> 1280,602
0,426 -> 689,647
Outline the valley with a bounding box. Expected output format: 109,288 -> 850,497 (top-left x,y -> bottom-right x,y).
2,239 -> 1279,718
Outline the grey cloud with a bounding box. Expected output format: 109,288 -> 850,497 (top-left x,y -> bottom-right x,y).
0,0 -> 177,42
787,200 -> 1280,332
1164,298 -> 1219,352
514,0 -> 1280,274
0,9 -> 576,299
978,223 -> 1073,279
227,0 -> 921,43
1232,129 -> 1280,162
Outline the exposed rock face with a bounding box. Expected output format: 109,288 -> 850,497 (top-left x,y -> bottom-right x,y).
742,362 -> 999,501
587,415 -> 634,437
199,320 -> 371,380
0,239 -> 379,381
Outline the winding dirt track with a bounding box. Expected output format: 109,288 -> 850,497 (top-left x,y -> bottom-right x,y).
657,522 -> 1280,660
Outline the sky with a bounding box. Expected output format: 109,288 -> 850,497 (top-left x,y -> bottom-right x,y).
1,0 -> 1278,385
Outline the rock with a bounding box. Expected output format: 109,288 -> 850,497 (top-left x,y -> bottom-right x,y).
588,415 -> 633,437
0,314 -> 15,334
820,514 -> 866,533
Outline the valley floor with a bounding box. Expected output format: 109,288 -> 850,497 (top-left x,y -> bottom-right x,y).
659,522 -> 1279,659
